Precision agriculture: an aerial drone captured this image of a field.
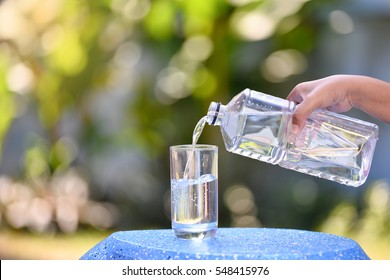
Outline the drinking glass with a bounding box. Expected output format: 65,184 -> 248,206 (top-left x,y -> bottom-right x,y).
170,145 -> 218,240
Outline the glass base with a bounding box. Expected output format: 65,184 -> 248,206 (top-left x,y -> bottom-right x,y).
172,222 -> 217,240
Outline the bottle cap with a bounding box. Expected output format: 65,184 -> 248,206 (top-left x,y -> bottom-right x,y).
207,102 -> 221,125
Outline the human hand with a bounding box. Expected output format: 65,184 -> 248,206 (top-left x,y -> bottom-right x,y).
287,75 -> 356,134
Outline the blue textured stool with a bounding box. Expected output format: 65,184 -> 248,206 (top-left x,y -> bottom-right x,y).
80,228 -> 369,260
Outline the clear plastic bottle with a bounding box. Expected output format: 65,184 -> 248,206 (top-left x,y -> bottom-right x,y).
206,88 -> 379,187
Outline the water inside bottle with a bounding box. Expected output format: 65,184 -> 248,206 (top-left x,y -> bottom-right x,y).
226,110 -> 375,186
281,114 -> 375,186
227,111 -> 290,164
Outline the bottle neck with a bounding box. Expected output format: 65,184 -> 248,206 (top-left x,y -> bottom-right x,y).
207,102 -> 225,126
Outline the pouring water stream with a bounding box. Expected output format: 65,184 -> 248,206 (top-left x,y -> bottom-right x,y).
183,116 -> 208,179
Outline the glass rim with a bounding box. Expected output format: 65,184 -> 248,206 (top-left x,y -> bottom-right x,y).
170,144 -> 218,151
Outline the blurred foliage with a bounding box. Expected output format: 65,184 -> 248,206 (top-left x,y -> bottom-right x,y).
0,0 -> 389,260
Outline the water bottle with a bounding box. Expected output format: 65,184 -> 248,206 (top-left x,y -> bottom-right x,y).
206,88 -> 379,187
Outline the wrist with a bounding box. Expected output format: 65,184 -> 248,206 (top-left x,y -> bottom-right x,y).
344,75 -> 372,110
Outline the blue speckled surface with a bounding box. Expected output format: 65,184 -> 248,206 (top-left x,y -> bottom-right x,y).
80,228 -> 370,260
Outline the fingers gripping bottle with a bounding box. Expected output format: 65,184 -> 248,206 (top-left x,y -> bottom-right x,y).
206,89 -> 379,187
